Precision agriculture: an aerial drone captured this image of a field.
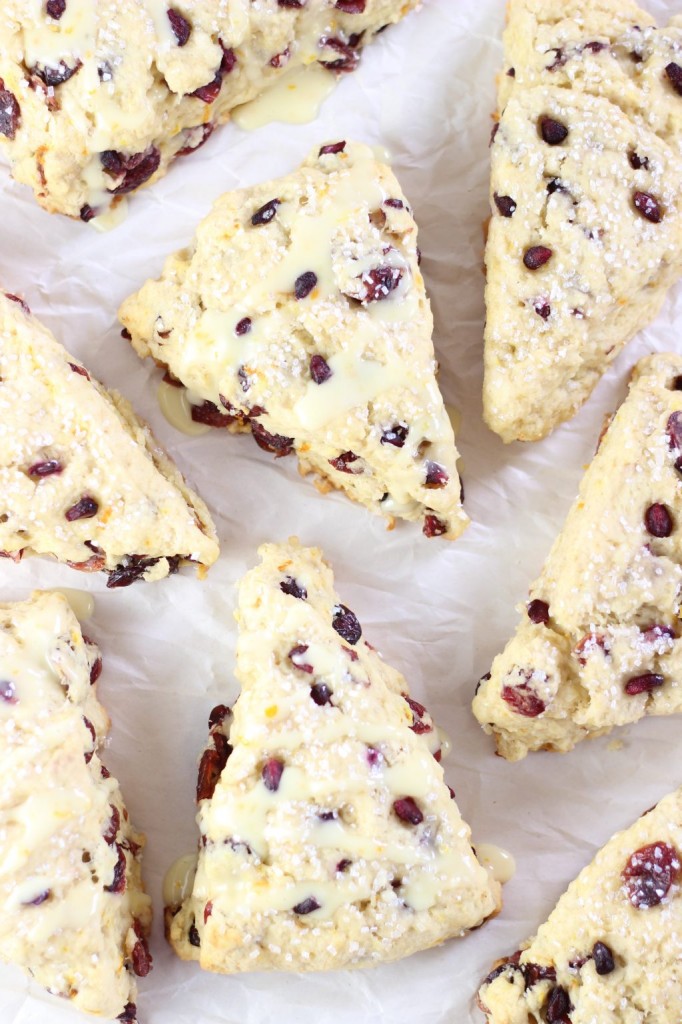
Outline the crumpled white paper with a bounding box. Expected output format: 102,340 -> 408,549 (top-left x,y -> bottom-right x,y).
1,0 -> 681,1021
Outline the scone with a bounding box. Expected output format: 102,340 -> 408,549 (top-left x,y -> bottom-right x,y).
0,290 -> 218,585
484,0 -> 682,442
0,591 -> 152,1021
0,0 -> 420,222
120,141 -> 467,540
165,540 -> 500,972
477,787 -> 682,1024
473,354 -> 682,761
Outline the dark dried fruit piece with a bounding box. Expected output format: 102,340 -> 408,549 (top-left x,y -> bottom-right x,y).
403,694 -> 432,735
425,461 -> 449,488
131,935 -> 153,977
522,962 -> 556,988
101,147 -> 161,195
262,758 -> 285,792
107,555 -> 174,589
0,81 -> 20,139
592,941 -> 615,975
502,682 -> 546,717
539,116 -> 569,145
80,204 -> 96,222
0,680 -> 16,703
393,797 -> 423,825
280,576 -> 307,599
28,459 -> 62,478
335,0 -> 366,10
332,604 -> 362,645
423,514 -> 448,538
310,683 -> 333,706
289,644 -> 313,673
329,451 -> 361,473
527,599 -> 550,625
104,843 -> 127,893
644,502 -> 672,537
629,150 -> 649,170
545,986 -> 572,1023
191,43 -> 236,102
336,858 -> 352,873
319,37 -> 360,73
191,399 -> 235,428
356,266 -> 402,303
575,632 -> 608,665
24,889 -> 51,906
295,271 -> 318,299
534,299 -> 551,319
176,122 -> 215,156
32,61 -> 82,87
310,354 -> 332,384
381,423 -> 408,447
633,191 -> 662,223
196,742 -> 230,801
278,0 -> 304,6
103,805 -> 120,845
208,704 -> 230,730
319,141 -> 346,156
189,924 -> 201,947
89,648 -> 102,684
482,951 -> 522,987
251,198 -> 281,226
624,672 -> 664,696
523,245 -> 553,270
168,8 -> 191,45
235,316 -> 252,335
46,0 -> 66,16
622,841 -> 680,908
665,62 -> 682,96
117,1004 -> 137,1024
293,896 -> 320,915
494,193 -> 517,217
251,421 -> 294,457
668,411 -> 682,449
65,496 -> 98,521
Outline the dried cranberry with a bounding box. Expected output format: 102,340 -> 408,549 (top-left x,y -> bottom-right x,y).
28,459 -> 62,478
208,705 -> 230,730
235,317 -> 252,336
575,632 -> 608,665
190,399 -> 235,428
64,495 -> 98,523
522,962 -> 556,988
385,198 -> 404,209
106,555 -> 164,589
534,299 -> 551,319
319,141 -> 346,156
329,451 -> 361,473
494,193 -> 517,217
393,797 -> 423,825
482,952 -> 522,986
251,421 -> 294,457
24,889 -> 51,906
270,47 -> 290,69
117,1004 -> 137,1024
262,758 -> 285,792
0,82 -> 20,140
289,644 -> 313,673
404,694 -> 432,734
196,745 -> 228,801
295,271 -> 318,299
310,683 -> 333,706
131,933 -> 153,977
191,43 -> 236,102
32,60 -> 82,87
68,361 -> 90,379
546,47 -> 567,71
103,805 -> 120,844
251,198 -> 281,226
278,0 -> 304,5
319,37 -> 360,73
79,204 -> 96,223
101,146 -> 160,195
527,599 -> 550,625
381,424 -> 408,447
0,680 -> 16,704
293,896 -> 320,915
335,0 -> 365,10
546,178 -> 568,195
203,901 -> 213,923
622,841 -> 680,908
523,245 -> 553,270
592,941 -> 615,975
422,461 -> 448,488
336,858 -> 352,873
310,354 -> 332,384
668,411 -> 682,449
168,8 -> 191,45
502,682 -> 546,717
629,151 -> 649,170
633,191 -> 662,223
104,844 -> 127,893
332,604 -> 362,645
423,514 -> 448,538
624,672 -> 664,695
356,266 -> 402,302
280,576 -> 307,599
46,0 -> 66,16
539,116 -> 569,145
644,503 -> 672,537
665,62 -> 682,96
189,924 -> 201,947
545,986 -> 572,1023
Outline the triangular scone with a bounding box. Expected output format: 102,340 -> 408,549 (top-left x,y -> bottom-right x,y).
484,0 -> 682,443
474,354 -> 682,760
120,142 -> 467,540
0,592 -> 151,1021
0,291 -> 218,585
477,787 -> 682,1024
165,541 -> 500,972
0,0 -> 420,221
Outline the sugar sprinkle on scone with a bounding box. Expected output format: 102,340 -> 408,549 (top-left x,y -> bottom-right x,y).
474,354 -> 682,760
0,591 -> 151,1022
0,0 -> 420,222
120,142 -> 467,540
484,0 -> 682,443
477,786 -> 682,1024
165,540 -> 500,972
0,291 -> 218,585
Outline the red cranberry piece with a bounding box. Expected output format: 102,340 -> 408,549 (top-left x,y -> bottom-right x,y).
131,933 -> 153,977
251,198 -> 281,226
629,150 -> 649,170
633,191 -> 662,223
278,0 -> 304,5
68,361 -> 90,379
191,43 -> 236,102
310,683 -> 333,706
32,60 -> 82,87
168,8 -> 191,45
235,317 -> 252,336
644,503 -> 672,537
319,141 -> 346,156
46,0 -> 66,16
356,266 -> 402,303
0,680 -> 16,704
82,717 -> 96,763
381,424 -> 408,447
104,844 -> 127,893
176,122 -> 215,156
0,81 -> 20,140
270,47 -> 291,69
204,900 -> 213,923
424,461 -> 448,488
5,293 -> 30,314
385,198 -> 404,210
117,1004 -> 137,1024
494,193 -> 517,217
624,672 -> 664,695
208,704 -> 230,730
665,62 -> 682,96
502,682 -> 546,717
310,354 -> 332,384
289,644 -> 313,673
622,841 -> 680,908
527,599 -> 550,625
523,245 -> 553,270
483,952 -> 522,986
641,623 -> 676,643
668,411 -> 682,449
196,742 -> 229,801
319,37 -> 360,73
367,746 -> 383,768
280,576 -> 307,599
672,375 -> 682,391
403,694 -> 432,735
534,299 -> 551,319
65,495 -> 98,522
539,116 -> 569,145
329,451 -> 361,473
28,459 -> 62,478
393,797 -> 423,825
546,178 -> 568,195
101,146 -> 161,195
189,924 -> 201,947
336,858 -> 352,873
79,204 -> 96,222
251,421 -> 294,457
592,941 -> 615,975
545,986 -> 572,1023
522,962 -> 556,988
423,514 -> 448,538
295,271 -> 318,299
546,47 -> 567,71
575,632 -> 608,665
190,399 -> 235,428
332,604 -> 362,645
106,555 -> 163,589
335,0 -> 366,10
293,896 -> 320,915
103,805 -> 120,844
262,757 -> 285,792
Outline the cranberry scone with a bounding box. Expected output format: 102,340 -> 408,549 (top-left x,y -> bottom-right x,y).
474,353 -> 682,760
0,591 -> 151,1021
484,0 -> 682,442
0,0 -> 419,223
120,142 -> 467,540
0,291 -> 218,585
477,786 -> 682,1024
165,540 -> 500,972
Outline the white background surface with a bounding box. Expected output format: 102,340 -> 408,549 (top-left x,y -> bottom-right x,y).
1,0 -> 682,1021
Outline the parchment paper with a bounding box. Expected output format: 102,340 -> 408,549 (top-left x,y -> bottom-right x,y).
1,1 -> 681,1021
